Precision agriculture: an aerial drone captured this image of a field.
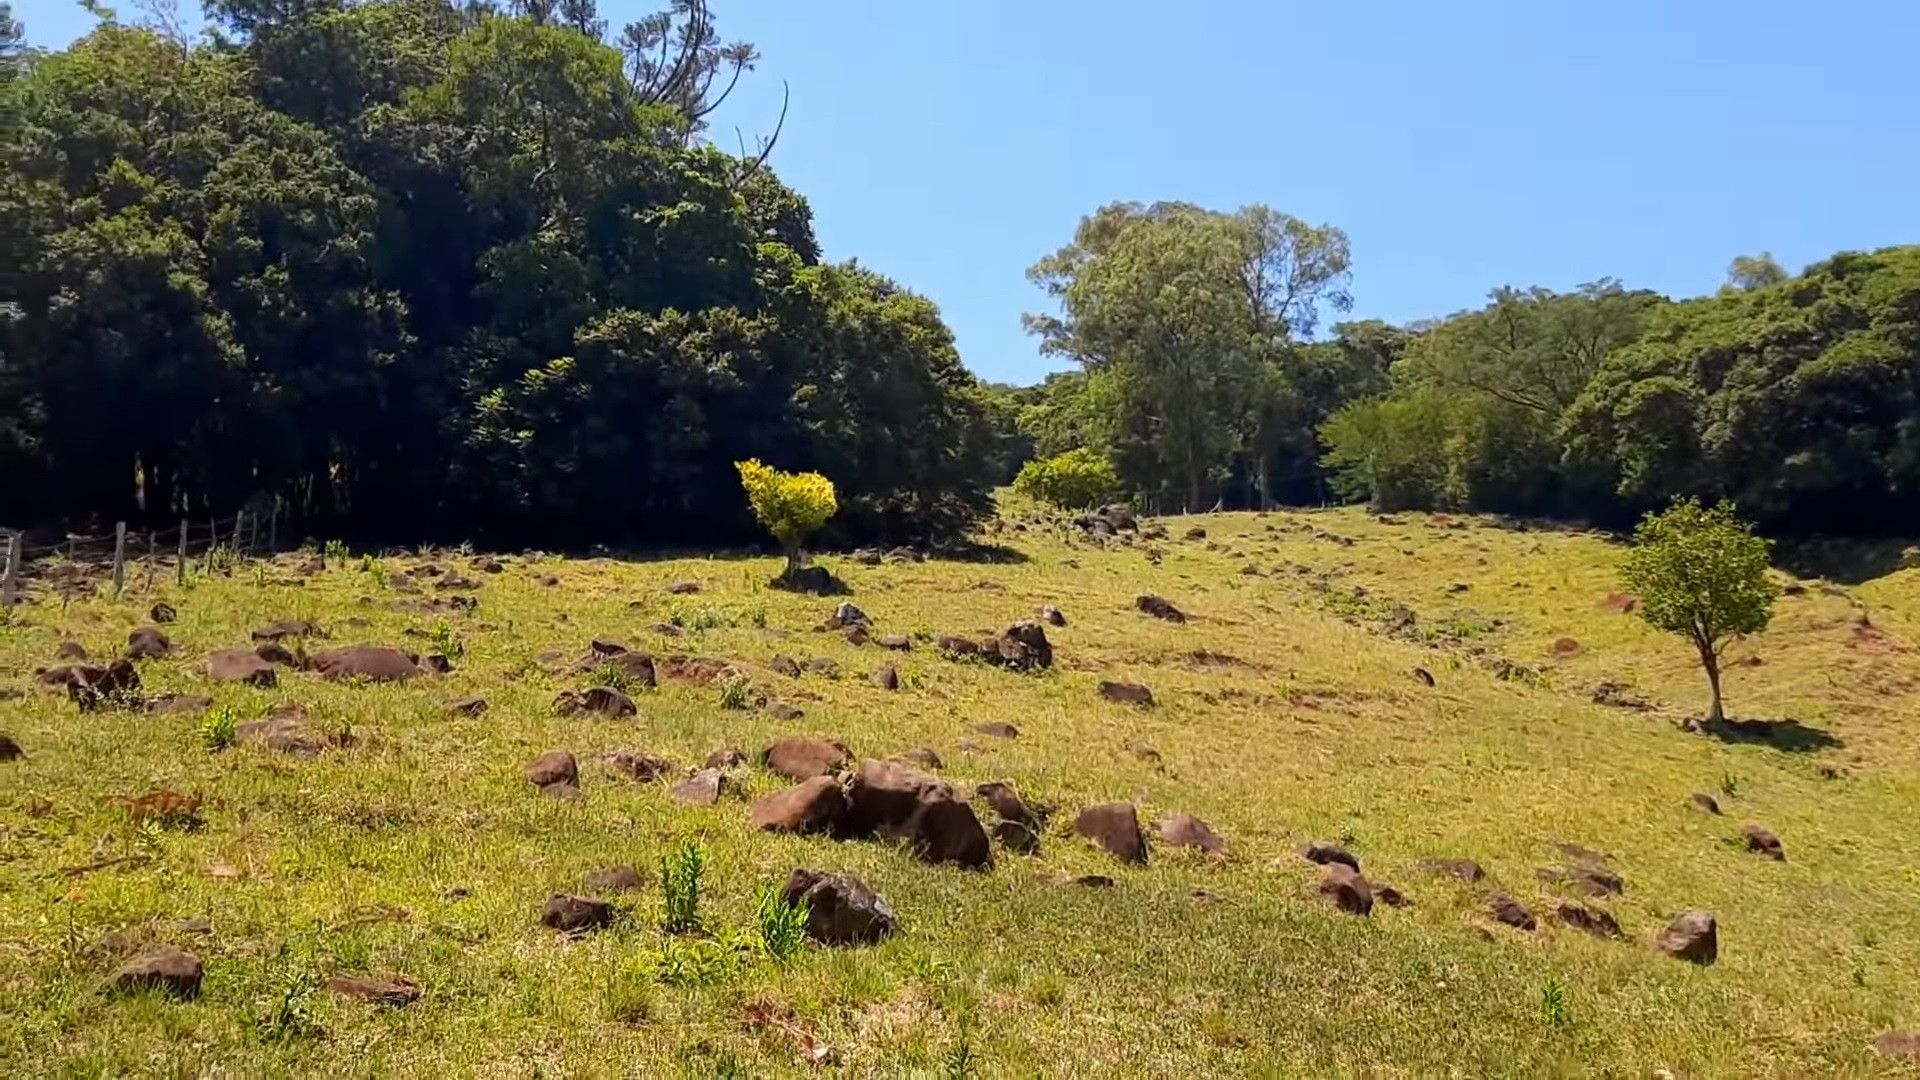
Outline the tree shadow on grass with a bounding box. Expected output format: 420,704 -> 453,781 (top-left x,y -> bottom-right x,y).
1696,716 -> 1843,753
930,540 -> 1030,565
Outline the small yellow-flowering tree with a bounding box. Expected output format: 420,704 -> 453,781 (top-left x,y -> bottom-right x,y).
735,459 -> 838,578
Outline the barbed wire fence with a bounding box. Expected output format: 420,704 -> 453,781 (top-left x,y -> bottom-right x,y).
1,503 -> 300,606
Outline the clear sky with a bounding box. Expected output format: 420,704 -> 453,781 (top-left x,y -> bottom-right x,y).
22,0 -> 1920,385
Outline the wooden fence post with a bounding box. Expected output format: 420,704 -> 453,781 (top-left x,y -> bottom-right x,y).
112,521 -> 127,598
177,519 -> 189,585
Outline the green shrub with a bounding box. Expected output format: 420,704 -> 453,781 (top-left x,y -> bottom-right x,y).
661,840 -> 705,933
1012,448 -> 1121,510
736,459 -> 837,576
754,885 -> 809,963
717,675 -> 752,711
200,707 -> 237,751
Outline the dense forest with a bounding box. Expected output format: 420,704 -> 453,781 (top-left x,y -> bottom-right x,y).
4,2 -> 1916,543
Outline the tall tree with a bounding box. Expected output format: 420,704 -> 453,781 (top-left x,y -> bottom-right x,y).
1725,252 -> 1787,292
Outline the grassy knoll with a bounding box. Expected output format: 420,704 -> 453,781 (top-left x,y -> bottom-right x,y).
2,509 -> 1916,1076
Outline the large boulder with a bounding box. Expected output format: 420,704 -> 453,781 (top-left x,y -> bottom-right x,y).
1655,910 -> 1718,964
208,641 -> 276,684
1074,802 -> 1148,865
763,736 -> 851,781
841,759 -> 993,869
781,869 -> 897,946
109,947 -> 203,999
310,645 -> 421,682
749,776 -> 848,835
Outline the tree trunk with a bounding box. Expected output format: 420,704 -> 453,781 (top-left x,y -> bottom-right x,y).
1255,453 -> 1270,511
1185,469 -> 1201,515
1701,648 -> 1725,724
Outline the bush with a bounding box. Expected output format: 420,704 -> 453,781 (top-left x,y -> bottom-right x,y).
736,459 -> 837,575
1012,448 -> 1121,510
661,840 -> 705,933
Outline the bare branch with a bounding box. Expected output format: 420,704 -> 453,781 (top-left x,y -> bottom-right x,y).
732,81 -> 788,186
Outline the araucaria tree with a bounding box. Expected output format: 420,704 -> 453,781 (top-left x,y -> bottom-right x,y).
1620,499 -> 1776,724
736,459 -> 837,578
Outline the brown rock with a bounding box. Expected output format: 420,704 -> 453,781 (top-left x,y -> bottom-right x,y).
252,619 -> 322,641
524,750 -> 578,788
841,759 -> 993,869
1074,802 -> 1148,865
1655,910 -> 1717,964
149,602 -> 177,624
898,746 -> 943,769
124,627 -> 173,659
602,750 -> 673,782
540,894 -> 613,933
1743,824 -> 1785,860
871,665 -> 901,691
56,640 -> 89,660
763,700 -> 805,722
583,865 -> 645,893
1489,892 -> 1537,931
770,655 -> 802,678
877,634 -> 912,651
1545,863 -> 1625,897
669,768 -> 730,805
993,620 -> 1053,671
253,640 -> 299,667
578,686 -> 638,717
781,869 -> 897,946
750,776 -> 848,835
1554,901 -> 1621,938
802,657 -> 839,677
421,653 -> 453,674
1098,680 -> 1154,707
234,715 -> 340,757
763,736 -> 851,781
1319,863 -> 1373,916
209,648 -> 277,687
1550,636 -> 1582,657
1690,792 -> 1722,814
976,780 -> 1043,855
666,580 -> 700,595
1411,666 -> 1436,687
1374,882 -> 1408,907
973,721 -> 1019,739
1872,1032 -> 1920,1059
310,645 -> 421,682
147,693 -> 213,715
1038,604 -> 1067,627
326,974 -> 421,1007
1156,813 -> 1226,855
109,947 -> 203,998
1421,857 -> 1486,882
1126,740 -> 1163,764
0,734 -> 22,762
1136,595 -> 1186,622
704,747 -> 747,770
446,695 -> 488,717
1300,841 -> 1360,872
538,574 -> 560,587
844,625 -> 871,647
935,634 -> 980,658
584,651 -> 657,687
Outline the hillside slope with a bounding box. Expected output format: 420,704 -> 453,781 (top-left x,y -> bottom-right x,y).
2,509 -> 1916,1075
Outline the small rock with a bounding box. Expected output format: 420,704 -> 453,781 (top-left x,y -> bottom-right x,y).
251,619 -> 322,641
669,768 -> 729,805
749,776 -> 848,834
704,747 -> 747,770
1374,883 -> 1408,907
898,746 -> 943,769
973,721 -> 1019,739
666,580 -> 700,595
1873,1032 -> 1920,1059
309,645 -> 422,682
976,780 -> 1044,855
577,686 -> 638,718
1411,666 -> 1435,687
1135,595 -> 1186,623
56,640 -> 89,660
524,750 -> 578,788
1319,863 -> 1373,916
871,665 -> 901,691
326,974 -> 422,1007
446,695 -> 488,717
0,734 -> 21,762
147,693 -> 213,715
763,700 -> 805,722
1184,526 -> 1207,541
1690,792 -> 1722,815
1421,857 -> 1485,882
1554,901 -> 1621,938
877,634 -> 912,651
841,759 -> 993,869
1074,802 -> 1148,864
1743,824 -> 1785,861
109,948 -> 203,999
1125,740 -> 1162,764
782,869 -> 896,946
602,750 -> 674,782
209,648 -> 277,687
770,655 -> 802,678
1098,680 -> 1154,707
936,635 -> 980,658
540,894 -> 613,933
254,640 -> 298,667
1300,841 -> 1360,872
844,626 -> 871,648
1551,637 -> 1582,658
583,865 -> 646,893
1156,813 -> 1226,855
1039,604 -> 1067,627
1655,910 -> 1717,964
1488,892 -> 1537,931
149,603 -> 177,624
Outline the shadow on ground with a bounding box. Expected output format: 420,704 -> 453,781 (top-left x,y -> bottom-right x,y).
1698,717 -> 1844,753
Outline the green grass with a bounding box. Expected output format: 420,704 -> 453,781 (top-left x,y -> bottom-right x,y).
2,508 -> 1917,1075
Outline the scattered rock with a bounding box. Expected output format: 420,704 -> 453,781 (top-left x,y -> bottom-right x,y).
1074,802 -> 1148,864
576,686 -> 638,718
538,574 -> 560,587
833,601 -> 868,626
1592,681 -> 1652,709
1098,680 -> 1154,707
1554,901 -> 1621,938
1550,636 -> 1582,658
235,713 -> 344,758
841,759 -> 993,869
602,750 -> 674,782
802,657 -> 840,677
1690,792 -> 1722,814
976,780 -> 1043,855
972,721 -> 1019,739
1872,1032 -> 1920,1060
446,695 -> 488,717
310,645 -> 421,682
326,974 -> 421,1007
475,557 -> 504,574
524,750 -> 578,789
770,655 -> 802,678
1319,863 -> 1374,916
871,665 -> 901,691
209,649 -> 277,687
763,700 -> 805,722
109,948 -> 203,999
749,776 -> 848,835
149,602 -> 177,624
1125,740 -> 1163,764
666,580 -> 700,595
56,640 -> 89,660
782,869 -> 897,946
1136,595 -> 1186,623
936,634 -> 980,658
704,747 -> 747,770
1743,824 -> 1785,861
0,734 -> 22,762
147,693 -> 213,715
989,620 -> 1053,671
583,865 -> 645,893
763,736 -> 851,781
251,619 -> 322,642
877,634 -> 912,651
585,651 -> 657,687
898,746 -> 943,770
1655,910 -> 1717,964
540,894 -> 613,933
254,640 -> 299,667
669,769 -> 730,805
1374,882 -> 1408,907
1039,604 -> 1067,627
1488,892 -> 1537,930
777,565 -> 839,595
1300,841 -> 1360,872
1411,666 -> 1435,687
1601,592 -> 1639,614
1156,813 -> 1226,855
1183,526 -> 1207,541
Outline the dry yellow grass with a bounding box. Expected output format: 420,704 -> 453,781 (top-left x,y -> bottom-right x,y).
1,508 -> 1916,1076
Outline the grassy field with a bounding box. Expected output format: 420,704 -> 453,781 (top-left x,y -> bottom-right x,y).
2,507 -> 1917,1077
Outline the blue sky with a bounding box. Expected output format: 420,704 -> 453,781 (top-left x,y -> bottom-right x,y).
24,0 -> 1920,384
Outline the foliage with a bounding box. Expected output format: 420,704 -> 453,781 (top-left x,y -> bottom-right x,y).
200,706 -> 237,751
1621,499 -> 1775,721
753,885 -> 809,963
716,674 -> 752,711
735,459 -> 836,571
660,839 -> 705,933
1011,448 -> 1120,510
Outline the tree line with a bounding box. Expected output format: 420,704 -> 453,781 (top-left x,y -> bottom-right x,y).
2,0 -> 1004,547
1013,201 -> 1919,536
